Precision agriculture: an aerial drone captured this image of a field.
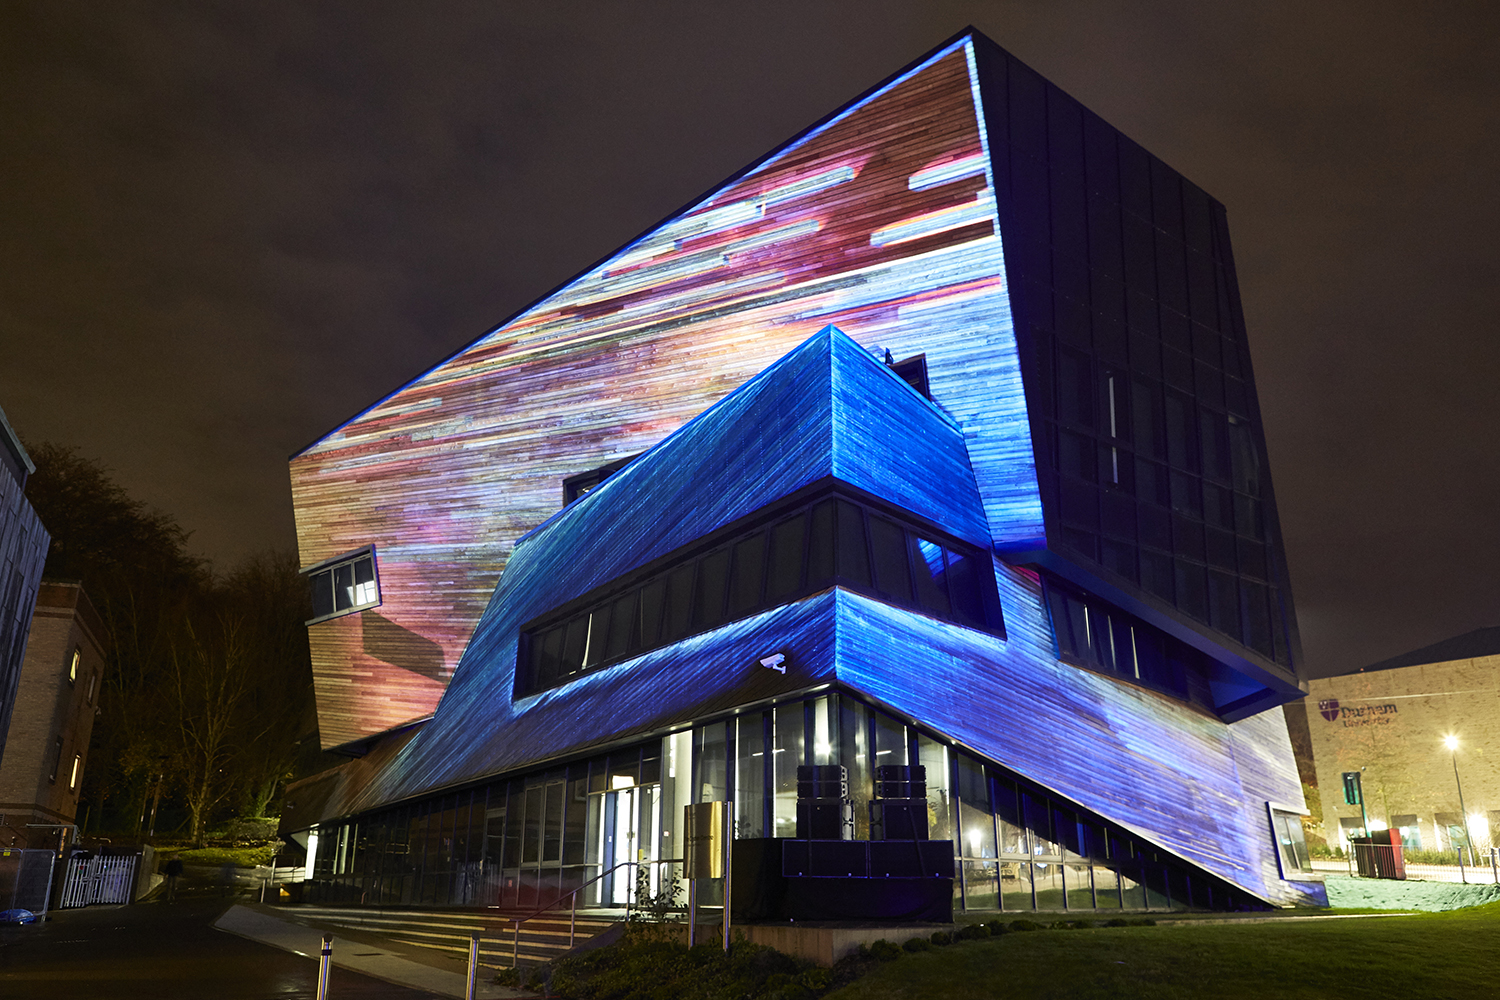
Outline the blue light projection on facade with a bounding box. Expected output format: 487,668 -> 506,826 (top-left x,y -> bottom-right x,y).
285,29 -> 1320,912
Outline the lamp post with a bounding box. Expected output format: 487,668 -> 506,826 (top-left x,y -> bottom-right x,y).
1443,735 -> 1474,883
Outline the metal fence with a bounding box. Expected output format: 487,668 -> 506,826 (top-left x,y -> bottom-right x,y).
59,852 -> 138,908
1313,847 -> 1500,884
0,848 -> 56,917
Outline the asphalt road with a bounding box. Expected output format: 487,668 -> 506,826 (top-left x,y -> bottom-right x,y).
0,882 -> 445,999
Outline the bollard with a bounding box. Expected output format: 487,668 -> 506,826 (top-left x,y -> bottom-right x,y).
315,933 -> 333,1000
465,931 -> 481,1000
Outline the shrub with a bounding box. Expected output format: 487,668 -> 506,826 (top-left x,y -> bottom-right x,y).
174,845 -> 279,868
985,919 -> 1009,936
1132,918 -> 1157,927
868,939 -> 903,962
1106,917 -> 1131,927
1009,919 -> 1043,932
957,923 -> 991,940
765,972 -> 793,992
930,930 -> 953,946
902,936 -> 931,952
798,967 -> 833,990
222,817 -> 280,842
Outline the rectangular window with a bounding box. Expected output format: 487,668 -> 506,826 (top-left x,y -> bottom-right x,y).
765,514 -> 807,601
839,698 -> 872,840
726,533 -> 766,617
1269,805 -> 1313,876
869,516 -> 912,603
69,648 -> 79,685
772,706 -> 804,837
695,723 -> 728,804
305,548 -> 381,625
736,714 -> 766,839
835,500 -> 872,588
955,755 -> 995,859
1391,814 -> 1422,851
49,737 -> 63,783
69,753 -> 81,790
516,488 -> 1002,696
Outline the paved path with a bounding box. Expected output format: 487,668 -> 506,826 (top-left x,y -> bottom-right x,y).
0,882 -> 481,999
216,903 -> 520,998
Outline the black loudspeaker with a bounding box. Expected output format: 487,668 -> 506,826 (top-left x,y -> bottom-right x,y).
874,779 -> 927,798
869,840 -> 956,878
869,798 -> 929,840
796,798 -> 855,840
873,764 -> 926,799
796,765 -> 848,800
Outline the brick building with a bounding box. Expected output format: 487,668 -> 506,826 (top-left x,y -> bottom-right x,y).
0,582 -> 107,850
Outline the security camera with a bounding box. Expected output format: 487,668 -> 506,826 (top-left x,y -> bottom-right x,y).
760,653 -> 787,674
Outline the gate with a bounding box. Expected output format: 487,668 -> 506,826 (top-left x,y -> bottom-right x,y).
0,848 -> 57,918
59,851 -> 139,908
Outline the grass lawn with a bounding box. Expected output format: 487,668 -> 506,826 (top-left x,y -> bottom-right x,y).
826,904 -> 1500,1000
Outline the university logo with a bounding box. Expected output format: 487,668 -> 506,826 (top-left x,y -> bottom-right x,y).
1319,699 -> 1341,722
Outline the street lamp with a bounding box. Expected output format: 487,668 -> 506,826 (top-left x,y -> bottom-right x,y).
1443,734 -> 1475,880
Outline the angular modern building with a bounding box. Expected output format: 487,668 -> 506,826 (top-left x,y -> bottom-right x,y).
282,29 -> 1323,916
0,404 -> 49,770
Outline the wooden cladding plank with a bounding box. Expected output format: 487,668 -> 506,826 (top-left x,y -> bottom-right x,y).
292,40 -> 1042,746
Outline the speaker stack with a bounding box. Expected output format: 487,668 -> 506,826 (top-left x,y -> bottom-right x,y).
869,763 -> 928,840
795,764 -> 854,840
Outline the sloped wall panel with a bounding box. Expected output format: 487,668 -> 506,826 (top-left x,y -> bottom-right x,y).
293,38 -> 1038,747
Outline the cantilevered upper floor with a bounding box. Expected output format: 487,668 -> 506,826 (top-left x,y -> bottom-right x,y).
291,28 -> 1301,750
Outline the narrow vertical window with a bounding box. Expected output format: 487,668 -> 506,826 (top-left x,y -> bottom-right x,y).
1106,375 -> 1120,484
834,501 -> 871,587
765,514 -> 807,601
68,648 -> 79,685
69,753 -> 81,790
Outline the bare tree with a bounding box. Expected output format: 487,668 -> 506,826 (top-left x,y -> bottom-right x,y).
171,616 -> 253,847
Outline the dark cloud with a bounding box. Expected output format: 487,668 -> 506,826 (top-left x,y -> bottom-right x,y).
2,1 -> 1497,678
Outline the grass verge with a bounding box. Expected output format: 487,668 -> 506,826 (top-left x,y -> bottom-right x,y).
826,904 -> 1500,999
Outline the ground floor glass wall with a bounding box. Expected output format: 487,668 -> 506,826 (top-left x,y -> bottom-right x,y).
307,691 -> 1253,912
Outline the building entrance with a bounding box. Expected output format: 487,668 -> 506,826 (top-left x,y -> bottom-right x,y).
594,783 -> 659,905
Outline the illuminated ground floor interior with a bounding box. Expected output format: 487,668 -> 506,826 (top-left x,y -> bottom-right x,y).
304,690 -> 1264,913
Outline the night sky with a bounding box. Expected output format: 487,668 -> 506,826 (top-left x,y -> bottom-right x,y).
3,2 -> 1497,679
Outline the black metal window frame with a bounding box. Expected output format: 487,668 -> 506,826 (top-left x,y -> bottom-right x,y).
309,689 -> 1254,913
1041,573 -> 1216,712
515,481 -> 1003,698
562,454 -> 640,507
304,546 -> 382,625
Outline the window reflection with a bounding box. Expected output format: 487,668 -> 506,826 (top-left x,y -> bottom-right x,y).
310,694 -> 1239,915
306,549 -> 380,623
519,491 -> 1000,696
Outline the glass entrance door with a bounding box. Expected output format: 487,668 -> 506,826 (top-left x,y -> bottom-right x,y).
594,783 -> 660,905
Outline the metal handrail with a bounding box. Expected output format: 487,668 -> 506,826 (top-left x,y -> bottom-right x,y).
507,857 -> 683,968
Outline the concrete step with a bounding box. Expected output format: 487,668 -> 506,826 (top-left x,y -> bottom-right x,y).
283,905 -> 620,968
